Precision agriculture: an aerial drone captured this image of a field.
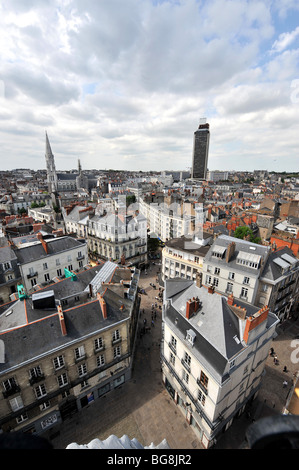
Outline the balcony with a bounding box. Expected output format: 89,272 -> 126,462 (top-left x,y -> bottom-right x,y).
27,271 -> 38,279
3,384 -> 21,399
29,374 -> 45,386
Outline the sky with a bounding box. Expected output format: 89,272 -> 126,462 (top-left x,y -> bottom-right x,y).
0,0 -> 298,174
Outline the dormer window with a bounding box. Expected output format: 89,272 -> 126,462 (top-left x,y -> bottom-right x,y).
211,246 -> 226,259
186,329 -> 196,346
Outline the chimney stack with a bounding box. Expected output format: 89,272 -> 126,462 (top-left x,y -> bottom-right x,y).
37,232 -> 48,254
227,293 -> 234,306
208,285 -> 215,294
225,242 -> 236,263
57,305 -> 67,336
186,299 -> 195,320
196,272 -> 202,288
97,293 -> 107,319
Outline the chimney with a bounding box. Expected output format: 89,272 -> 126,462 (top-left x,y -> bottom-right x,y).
186,299 -> 195,320
243,306 -> 269,344
227,293 -> 234,306
57,305 -> 67,336
37,232 -> 48,254
196,272 -> 202,288
208,285 -> 215,294
97,293 -> 107,319
225,242 -> 236,263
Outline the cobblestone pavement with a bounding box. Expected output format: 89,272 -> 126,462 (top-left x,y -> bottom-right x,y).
45,257 -> 299,450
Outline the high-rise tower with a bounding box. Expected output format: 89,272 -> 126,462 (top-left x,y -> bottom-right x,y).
191,118 -> 210,179
45,131 -> 58,194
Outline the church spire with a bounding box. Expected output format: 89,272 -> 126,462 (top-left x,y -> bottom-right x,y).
45,131 -> 58,194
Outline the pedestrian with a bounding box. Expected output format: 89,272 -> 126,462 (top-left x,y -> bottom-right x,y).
154,311 -> 157,319
151,320 -> 154,327
283,365 -> 288,372
283,380 -> 288,388
270,347 -> 274,356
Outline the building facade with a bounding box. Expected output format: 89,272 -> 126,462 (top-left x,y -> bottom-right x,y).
0,261 -> 140,436
14,234 -> 88,294
202,235 -> 271,305
161,278 -> 279,448
256,246 -> 299,321
87,213 -> 147,266
161,233 -> 212,284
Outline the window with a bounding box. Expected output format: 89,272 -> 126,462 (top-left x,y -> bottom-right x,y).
35,384 -> 47,399
182,370 -> 189,384
31,278 -> 37,287
170,336 -> 177,352
57,373 -> 68,387
207,265 -> 212,273
198,390 -> 206,406
16,413 -> 28,424
226,282 -> 233,293
213,277 -> 219,287
75,345 -> 85,361
184,352 -> 191,367
205,275 -> 212,285
114,345 -> 121,358
229,272 -> 235,280
3,262 -> 11,270
170,353 -> 175,366
29,366 -> 43,379
44,273 -> 50,282
40,401 -> 50,411
3,377 -> 18,393
243,277 -> 250,285
56,258 -> 60,266
214,267 -> 220,275
9,396 -> 24,412
97,354 -> 105,368
241,287 -> 248,299
68,265 -> 73,271
53,355 -> 64,370
112,329 -> 121,343
199,371 -> 209,390
78,363 -> 87,377
43,262 -> 48,270
57,268 -> 62,277
94,337 -> 104,351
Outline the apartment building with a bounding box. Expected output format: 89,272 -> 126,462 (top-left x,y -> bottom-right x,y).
257,246 -> 299,321
87,212 -> 147,266
14,234 -> 88,294
0,261 -> 140,436
161,232 -> 212,284
139,197 -> 197,241
161,278 -> 279,448
202,235 -> 271,305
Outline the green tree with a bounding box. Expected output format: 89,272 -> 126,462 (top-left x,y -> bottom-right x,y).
234,226 -> 261,244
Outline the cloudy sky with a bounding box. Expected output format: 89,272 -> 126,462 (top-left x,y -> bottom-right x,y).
0,0 -> 298,173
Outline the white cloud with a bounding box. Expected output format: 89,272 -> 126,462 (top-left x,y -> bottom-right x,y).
0,0 -> 298,172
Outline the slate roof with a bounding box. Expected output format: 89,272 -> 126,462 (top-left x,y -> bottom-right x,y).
163,278 -> 276,384
0,262 -> 136,374
260,246 -> 298,282
14,236 -> 86,264
204,235 -> 270,273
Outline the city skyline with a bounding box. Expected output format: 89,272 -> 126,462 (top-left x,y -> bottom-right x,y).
0,1 -> 298,173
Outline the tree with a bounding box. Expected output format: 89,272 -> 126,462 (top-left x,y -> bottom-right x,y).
234,226 -> 261,244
